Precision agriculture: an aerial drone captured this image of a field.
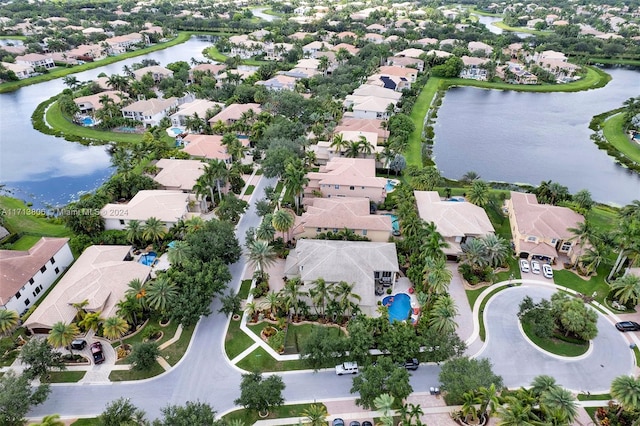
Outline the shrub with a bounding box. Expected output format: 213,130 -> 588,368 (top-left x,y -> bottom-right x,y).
252,280 -> 270,298
142,325 -> 160,341
129,342 -> 160,371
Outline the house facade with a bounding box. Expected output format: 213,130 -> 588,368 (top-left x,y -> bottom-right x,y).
0,238 -> 73,315
16,53 -> 55,70
121,97 -> 178,127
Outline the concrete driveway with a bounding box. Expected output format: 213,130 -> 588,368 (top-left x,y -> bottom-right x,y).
475,285 -> 634,393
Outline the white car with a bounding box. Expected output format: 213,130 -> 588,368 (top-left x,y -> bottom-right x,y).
531,260 -> 541,274
542,264 -> 554,279
519,259 -> 530,273
335,361 -> 358,375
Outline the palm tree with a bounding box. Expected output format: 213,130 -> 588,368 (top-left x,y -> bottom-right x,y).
103,316 -> 129,348
116,295 -> 143,328
282,158 -> 309,213
309,278 -> 330,319
477,383 -> 500,419
244,301 -> 258,322
200,159 -> 229,204
330,133 -> 347,155
146,276 -> 178,314
78,311 -> 103,333
468,180 -> 490,207
540,386 -> 578,424
611,274 -> 640,306
185,216 -> 205,234
302,403 -> 328,426
125,220 -> 143,246
374,393 -> 395,418
429,295 -> 458,333
462,238 -> 488,273
423,256 -> 452,296
261,292 -> 281,319
461,171 -> 481,183
461,391 -> 481,423
330,281 -> 361,320
481,234 -> 510,268
47,322 -> 79,352
31,414 -> 65,426
272,209 -> 295,242
141,217 -> 167,245
247,239 -> 278,277
0,309 -> 19,336
412,167 -> 441,191
568,220 -> 593,247
610,375 -> 640,416
167,240 -> 190,267
496,397 -> 540,426
71,299 -> 89,323
256,216 -> 276,242
357,136 -> 373,158
126,278 -> 148,310
280,278 -> 309,319
530,375 -> 557,396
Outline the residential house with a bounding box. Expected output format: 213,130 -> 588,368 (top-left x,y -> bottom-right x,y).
256,74 -> 297,91
351,84 -> 403,102
468,41 -> 494,56
366,23 -> 387,33
229,34 -> 265,59
101,190 -> 201,230
304,157 -> 387,204
303,41 -> 333,58
104,32 -> 144,54
74,91 -> 126,114
332,43 -> 359,56
386,56 -> 424,72
378,65 -> 418,83
1,61 -> 33,79
187,63 -> 226,83
439,39 -> 459,48
121,97 -> 178,127
24,245 -> 151,334
415,37 -> 438,47
132,65 -> 173,83
334,118 -> 389,144
414,191 -> 494,257
396,48 -> 425,59
364,33 -> 385,44
0,238 -> 73,315
264,42 -> 294,61
67,44 -> 106,61
459,56 -> 490,80
284,240 -> 399,316
313,130 -> 380,164
496,62 -> 538,84
181,134 -> 249,164
170,99 -> 223,128
506,191 -> 585,262
15,53 -> 55,70
426,49 -> 452,59
208,103 -> 261,127
367,74 -> 410,92
292,198 -> 393,242
152,158 -> 206,191
347,96 -> 397,120
337,31 -> 357,40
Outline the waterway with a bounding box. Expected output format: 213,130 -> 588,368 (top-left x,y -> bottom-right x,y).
0,36 -> 213,209
252,7 -> 279,22
473,14 -> 533,38
433,67 -> 640,206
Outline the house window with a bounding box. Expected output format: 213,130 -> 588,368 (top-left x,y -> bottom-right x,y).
527,236 -> 536,242
15,291 -> 21,299
40,265 -> 47,273
50,257 -> 55,264
119,219 -> 125,225
316,228 -> 322,233
333,228 -> 339,233
24,299 -> 30,306
550,238 -> 558,244
33,291 -> 37,297
561,242 -> 572,251
55,267 -> 60,274
363,229 -> 367,235
35,287 -> 41,295
350,186 -> 355,190
334,185 -> 340,189
28,278 -> 34,285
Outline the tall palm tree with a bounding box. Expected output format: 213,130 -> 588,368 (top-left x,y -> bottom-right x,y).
141,217 -> 167,245
31,414 -> 65,426
611,274 -> 640,306
247,240 -> 278,277
261,292 -> 281,320
146,276 -> 178,314
530,375 -> 557,397
0,309 -> 19,336
412,167 -> 441,191
477,384 -> 500,419
256,216 -> 276,242
429,295 -> 458,333
374,393 -> 395,418
272,209 -> 294,242
302,403 -> 328,426
358,136 -> 373,158
200,159 -> 229,204
116,295 -> 143,328
167,240 -> 190,267
47,322 -> 79,352
282,158 -> 309,213
126,278 -> 148,310
125,220 -> 143,246
481,234 -> 510,268
71,299 -> 89,323
280,279 -> 308,319
309,278 -> 330,319
540,386 -> 578,424
330,281 -> 361,320
244,301 -> 258,322
330,133 -> 347,155
462,238 -> 488,273
423,256 -> 452,296
468,180 -> 490,207
567,221 -> 593,247
610,375 -> 640,417
461,391 -> 481,423
103,316 -> 129,348
496,397 -> 540,426
185,216 -> 205,234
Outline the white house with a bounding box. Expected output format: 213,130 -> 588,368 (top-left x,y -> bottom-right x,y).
15,53 -> 55,70
0,238 -> 73,315
121,97 -> 179,127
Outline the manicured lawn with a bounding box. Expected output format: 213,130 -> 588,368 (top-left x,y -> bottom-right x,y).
204,45 -> 228,62
0,196 -> 72,237
223,403 -> 323,425
407,77 -> 442,167
283,323 -> 345,354
71,419 -> 100,425
46,101 -> 144,145
588,57 -> 640,66
588,205 -> 619,232
577,393 -> 611,401
10,234 -> 43,250
238,279 -> 253,299
226,317 -> 255,360
119,318 -> 180,348
521,322 -> 589,357
245,185 -> 255,195
236,346 -> 308,372
162,324 -> 196,366
494,257 -> 521,283
603,113 -> 640,164
0,35 -> 27,40
469,8 -> 501,16
47,370 -> 86,383
553,266 -> 610,305
492,21 -> 550,35
109,362 -> 164,381
466,287 -> 484,310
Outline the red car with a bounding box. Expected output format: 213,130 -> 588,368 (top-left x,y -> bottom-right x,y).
91,342 -> 105,364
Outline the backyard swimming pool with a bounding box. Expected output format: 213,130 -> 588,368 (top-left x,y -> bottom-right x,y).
382,213 -> 399,232
81,116 -> 95,126
382,293 -> 411,323
385,179 -> 398,193
139,251 -> 157,266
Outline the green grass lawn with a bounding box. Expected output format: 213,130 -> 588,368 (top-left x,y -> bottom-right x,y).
238,279 -> 253,299
577,393 -> 611,401
407,77 -> 442,167
602,113 -> 640,163
109,361 -> 164,381
283,323 -> 345,354
521,322 -> 589,357
223,403 -> 322,425
204,45 -> 228,62
588,57 -> 640,66
588,205 -> 619,232
0,196 -> 72,238
235,346 -> 307,372
47,370 -> 86,383
0,35 -> 27,40
162,324 -> 196,366
226,317 -> 255,360
553,266 -> 610,305
492,21 -> 551,35
10,234 -> 43,250
245,185 -> 255,195
468,8 -> 501,16
116,318 -> 181,350
71,419 -> 100,425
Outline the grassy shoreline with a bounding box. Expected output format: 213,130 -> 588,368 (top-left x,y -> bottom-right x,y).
406,77 -> 442,167
493,21 -> 550,35
602,113 -> 640,163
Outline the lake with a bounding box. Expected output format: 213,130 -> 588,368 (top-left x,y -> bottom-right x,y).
433,67 -> 640,206
473,14 -> 533,38
0,36 -> 213,209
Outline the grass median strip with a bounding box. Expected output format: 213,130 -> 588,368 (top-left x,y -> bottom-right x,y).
47,370 -> 86,383
223,403 -> 323,425
236,346 -> 307,372
226,317 -> 255,360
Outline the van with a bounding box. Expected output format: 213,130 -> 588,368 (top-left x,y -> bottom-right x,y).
335,361 -> 358,375
70,339 -> 87,350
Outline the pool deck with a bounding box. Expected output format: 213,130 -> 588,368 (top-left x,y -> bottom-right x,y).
374,277 -> 419,322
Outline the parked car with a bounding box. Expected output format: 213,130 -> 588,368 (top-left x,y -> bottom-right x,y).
335,361 -> 358,375
362,422 -> 373,426
542,264 -> 553,279
91,342 -> 105,364
531,260 -> 541,274
332,419 -> 345,426
71,339 -> 87,350
615,321 -> 640,332
403,358 -> 419,371
519,259 -> 530,273
349,422 -> 361,426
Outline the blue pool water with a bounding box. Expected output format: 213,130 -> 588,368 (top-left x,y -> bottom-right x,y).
139,251 -> 157,266
382,293 -> 411,323
385,179 -> 397,192
447,196 -> 465,202
82,117 -> 95,126
170,127 -> 183,135
383,213 -> 399,232
167,241 -> 177,249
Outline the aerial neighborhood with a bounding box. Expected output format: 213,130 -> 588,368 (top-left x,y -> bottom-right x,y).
0,0 -> 639,424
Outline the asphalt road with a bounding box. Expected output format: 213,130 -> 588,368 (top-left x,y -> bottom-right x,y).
475,285 -> 634,393
27,179 -> 630,419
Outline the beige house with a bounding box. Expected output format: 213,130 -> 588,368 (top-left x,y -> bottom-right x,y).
334,118 -> 389,144
208,103 -> 261,127
292,198 -> 392,242
132,65 -> 173,82
152,158 -> 206,191
284,240 -> 399,316
181,134 -> 249,163
304,158 -> 387,205
101,190 -> 201,230
414,191 -> 495,257
506,191 -> 584,262
24,245 -> 151,334
74,91 -> 126,114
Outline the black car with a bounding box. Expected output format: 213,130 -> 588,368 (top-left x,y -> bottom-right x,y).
362,422 -> 373,426
349,422 -> 360,426
332,419 -> 345,426
70,339 -> 87,350
91,342 -> 105,364
615,321 -> 640,332
404,358 -> 419,371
